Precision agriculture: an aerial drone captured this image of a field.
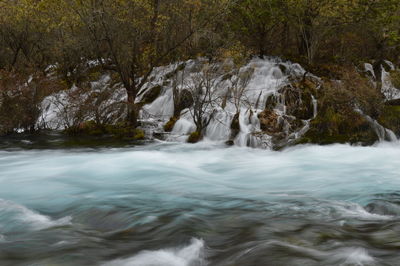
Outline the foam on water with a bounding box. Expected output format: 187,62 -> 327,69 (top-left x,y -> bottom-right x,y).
0,199 -> 71,232
103,238 -> 206,266
0,142 -> 400,265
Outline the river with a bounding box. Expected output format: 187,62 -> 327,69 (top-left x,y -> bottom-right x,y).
0,138 -> 399,265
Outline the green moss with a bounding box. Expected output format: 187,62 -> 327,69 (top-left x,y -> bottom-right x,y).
133,129 -> 145,140
140,85 -> 162,104
390,71 -> 400,88
298,108 -> 378,145
65,121 -> 147,140
378,105 -> 400,135
87,70 -> 102,82
164,116 -> 179,132
187,131 -> 201,143
65,120 -> 103,136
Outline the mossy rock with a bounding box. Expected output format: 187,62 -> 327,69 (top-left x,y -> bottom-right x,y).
65,121 -> 103,136
307,64 -> 343,80
278,64 -> 288,74
227,112 -> 241,142
141,85 -> 162,104
66,121 -> 147,140
292,91 -> 314,120
164,116 -> 179,132
174,89 -> 193,117
390,71 -> 400,88
386,98 -> 400,106
104,123 -> 143,139
258,109 -> 281,134
165,63 -> 186,79
221,73 -> 233,81
225,140 -> 235,146
378,105 -> 400,136
132,129 -> 145,140
87,70 -> 102,82
231,113 -> 240,133
298,108 -> 378,145
187,131 -> 202,143
265,94 -> 279,110
279,77 -> 318,120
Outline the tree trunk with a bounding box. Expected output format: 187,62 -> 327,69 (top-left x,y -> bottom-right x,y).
126,87 -> 138,127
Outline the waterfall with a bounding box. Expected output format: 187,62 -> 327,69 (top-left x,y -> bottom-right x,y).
312,95 -> 318,119
36,57 -> 316,148
355,108 -> 398,142
364,61 -> 400,101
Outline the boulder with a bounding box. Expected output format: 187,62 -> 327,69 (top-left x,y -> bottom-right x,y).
174,89 -> 193,117
141,85 -> 162,104
258,109 -> 281,135
187,131 -> 201,143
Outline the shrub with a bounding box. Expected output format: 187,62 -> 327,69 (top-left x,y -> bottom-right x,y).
0,70 -> 65,135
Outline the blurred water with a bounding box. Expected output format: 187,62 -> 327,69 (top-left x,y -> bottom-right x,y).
0,141 -> 399,265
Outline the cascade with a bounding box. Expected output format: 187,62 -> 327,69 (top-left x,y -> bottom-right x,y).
355,108 -> 398,142
37,57 -> 400,148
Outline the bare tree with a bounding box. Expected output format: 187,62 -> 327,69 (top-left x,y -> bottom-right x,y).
186,63 -> 224,139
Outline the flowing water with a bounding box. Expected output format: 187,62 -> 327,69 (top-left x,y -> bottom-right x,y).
0,139 -> 400,266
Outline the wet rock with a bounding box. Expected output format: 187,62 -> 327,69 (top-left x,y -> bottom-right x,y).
386,98 -> 400,105
299,108 -> 378,145
132,128 -> 145,140
152,132 -> 168,140
225,140 -> 235,146
279,79 -> 316,120
188,131 -> 201,143
141,85 -> 162,104
165,63 -> 186,79
174,89 -> 193,117
365,201 -> 400,216
258,109 -> 281,135
265,94 -> 279,110
230,112 -> 240,138
278,64 -> 288,75
378,105 -> 400,136
164,116 -> 179,132
382,60 -> 394,72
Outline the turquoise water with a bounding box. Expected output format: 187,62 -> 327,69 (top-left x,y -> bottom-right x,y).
0,141 -> 399,265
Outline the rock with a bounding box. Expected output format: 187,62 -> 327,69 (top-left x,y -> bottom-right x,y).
278,64 -> 288,75
230,112 -> 240,137
152,132 -> 168,140
164,116 -> 179,132
165,63 -> 186,79
265,94 -> 279,110
279,82 -> 315,120
132,129 -> 145,140
299,108 -> 378,145
386,98 -> 400,105
187,131 -> 201,143
258,109 -> 281,135
307,64 -> 342,80
292,91 -> 314,120
382,60 -> 394,72
378,105 -> 400,136
221,73 -> 233,81
174,89 -> 193,117
389,70 -> 400,88
141,85 -> 162,104
225,140 -> 235,146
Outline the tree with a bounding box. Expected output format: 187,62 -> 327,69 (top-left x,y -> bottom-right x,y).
287,0 -> 357,64
186,62 -> 223,137
228,0 -> 285,57
64,0 -> 231,126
